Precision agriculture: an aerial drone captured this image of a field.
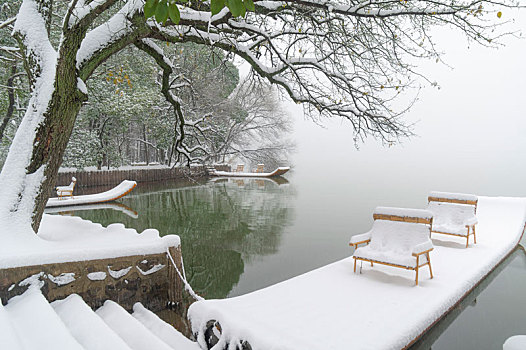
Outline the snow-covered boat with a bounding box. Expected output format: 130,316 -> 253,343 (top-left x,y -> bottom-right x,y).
46,180 -> 137,208
211,167 -> 290,178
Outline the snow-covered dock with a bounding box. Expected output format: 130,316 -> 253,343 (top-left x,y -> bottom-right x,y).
188,196 -> 526,350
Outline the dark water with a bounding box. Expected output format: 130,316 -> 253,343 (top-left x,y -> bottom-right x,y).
49,172 -> 526,349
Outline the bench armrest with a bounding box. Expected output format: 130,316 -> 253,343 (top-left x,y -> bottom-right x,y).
465,216 -> 478,226
349,232 -> 372,248
412,241 -> 434,256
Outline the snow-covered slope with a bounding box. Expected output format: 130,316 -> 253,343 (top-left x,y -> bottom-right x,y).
188,196 -> 526,350
0,287 -> 200,350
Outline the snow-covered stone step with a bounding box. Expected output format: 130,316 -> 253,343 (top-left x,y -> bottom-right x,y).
132,303 -> 201,350
5,286 -> 84,350
96,300 -> 174,350
0,302 -> 24,349
52,294 -> 132,350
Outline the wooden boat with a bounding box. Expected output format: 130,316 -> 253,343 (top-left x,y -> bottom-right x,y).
46,180 -> 137,208
211,167 -> 290,178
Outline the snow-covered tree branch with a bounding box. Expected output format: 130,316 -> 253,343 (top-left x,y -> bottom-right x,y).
0,0 -> 521,234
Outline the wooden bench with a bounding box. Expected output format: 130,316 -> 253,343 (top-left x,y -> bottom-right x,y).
427,191 -> 478,248
349,207 -> 434,285
255,164 -> 265,173
56,177 -> 76,199
235,164 -> 244,173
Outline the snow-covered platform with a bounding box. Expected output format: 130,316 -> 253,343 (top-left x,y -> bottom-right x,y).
188,196 -> 526,350
1,287 -> 200,350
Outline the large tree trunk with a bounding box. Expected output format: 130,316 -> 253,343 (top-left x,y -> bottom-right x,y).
0,3 -> 87,234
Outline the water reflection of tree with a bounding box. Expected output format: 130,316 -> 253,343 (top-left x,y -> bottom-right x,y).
72,179 -> 295,299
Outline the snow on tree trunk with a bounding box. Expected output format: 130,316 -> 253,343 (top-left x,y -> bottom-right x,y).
0,0 -> 86,234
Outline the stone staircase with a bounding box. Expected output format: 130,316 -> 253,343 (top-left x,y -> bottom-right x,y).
0,287 -> 200,350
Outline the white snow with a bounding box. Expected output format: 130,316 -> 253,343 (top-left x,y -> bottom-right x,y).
429,191 -> 478,202
353,219 -> 433,268
87,271 -> 107,281
46,180 -> 137,207
0,0 -> 58,236
373,206 -> 433,219
6,286 -> 84,350
0,302 -> 24,350
132,303 -> 201,350
48,272 -> 76,286
77,77 -> 88,95
212,167 -> 290,178
96,300 -> 174,350
188,196 -> 526,350
503,335 -> 526,350
137,264 -> 165,276
428,202 -> 477,235
52,294 -> 133,350
76,0 -> 144,70
0,214 -> 180,269
108,266 -> 132,279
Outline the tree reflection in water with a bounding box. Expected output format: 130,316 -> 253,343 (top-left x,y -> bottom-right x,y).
71,178 -> 295,299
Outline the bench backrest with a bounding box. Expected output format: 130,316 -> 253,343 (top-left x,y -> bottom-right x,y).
428,191 -> 478,213
370,207 -> 433,253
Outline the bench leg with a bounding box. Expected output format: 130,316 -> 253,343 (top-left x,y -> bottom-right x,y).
473,226 -> 477,244
426,252 -> 433,279
370,261 -> 373,267
465,226 -> 470,248
415,255 -> 419,286
354,257 -> 357,273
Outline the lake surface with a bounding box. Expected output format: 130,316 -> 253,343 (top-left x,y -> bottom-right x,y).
52,168 -> 526,349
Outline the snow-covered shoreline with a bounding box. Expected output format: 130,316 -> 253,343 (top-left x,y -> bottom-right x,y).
188,196 -> 526,350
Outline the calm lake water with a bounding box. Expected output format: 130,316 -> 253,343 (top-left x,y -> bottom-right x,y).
50,167 -> 526,349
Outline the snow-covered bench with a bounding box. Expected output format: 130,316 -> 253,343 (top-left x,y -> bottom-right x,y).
349,207 -> 434,285
56,177 -> 76,199
427,191 -> 478,248
255,164 -> 264,173
234,164 -> 244,172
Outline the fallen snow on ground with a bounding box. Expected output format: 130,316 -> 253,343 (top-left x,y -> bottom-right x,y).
188,196 -> 526,350
133,303 -> 201,350
0,214 -> 180,269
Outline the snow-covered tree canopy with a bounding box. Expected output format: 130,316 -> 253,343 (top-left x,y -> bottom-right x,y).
0,0 -> 520,234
